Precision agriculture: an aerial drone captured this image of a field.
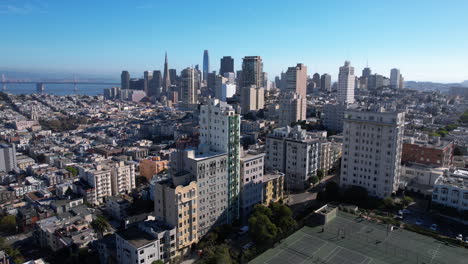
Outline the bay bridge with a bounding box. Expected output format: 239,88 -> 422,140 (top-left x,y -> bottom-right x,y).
1,74 -> 120,92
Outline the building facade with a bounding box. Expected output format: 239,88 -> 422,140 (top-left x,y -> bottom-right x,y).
340,109 -> 405,198
337,61 -> 355,104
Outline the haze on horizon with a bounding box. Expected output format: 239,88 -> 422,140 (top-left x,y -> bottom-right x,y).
1,0 -> 468,83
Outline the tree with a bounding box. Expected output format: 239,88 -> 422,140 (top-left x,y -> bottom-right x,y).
317,170 -> 324,181
66,166 -> 78,177
251,204 -> 272,218
269,203 -> 296,237
136,176 -> 149,187
152,260 -> 164,264
91,216 -> 110,238
0,215 -> 17,234
382,197 -> 395,209
309,175 -> 319,186
248,214 -> 278,245
402,196 -> 414,207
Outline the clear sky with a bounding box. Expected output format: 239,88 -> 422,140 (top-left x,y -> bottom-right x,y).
2,0 -> 468,82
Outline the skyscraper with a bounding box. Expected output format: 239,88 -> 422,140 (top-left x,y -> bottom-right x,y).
241,56 -> 263,88
340,108 -> 405,198
337,61 -> 355,104
203,50 -> 210,81
162,52 -> 171,94
279,63 -> 308,126
241,85 -> 264,114
180,67 -> 199,105
149,70 -> 162,97
390,68 -> 401,89
362,67 -> 372,78
312,73 -> 321,90
143,71 -> 152,95
220,56 -> 234,76
169,69 -> 177,86
285,63 -> 307,98
121,71 -> 130,90
321,74 -> 331,92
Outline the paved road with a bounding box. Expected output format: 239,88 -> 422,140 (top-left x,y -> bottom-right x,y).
4,231 -> 32,245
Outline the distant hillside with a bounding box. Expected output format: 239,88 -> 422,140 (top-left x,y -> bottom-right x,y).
0,69 -> 118,82
405,81 -> 467,92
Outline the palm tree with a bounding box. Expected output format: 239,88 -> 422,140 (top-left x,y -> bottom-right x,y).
91,216 -> 110,238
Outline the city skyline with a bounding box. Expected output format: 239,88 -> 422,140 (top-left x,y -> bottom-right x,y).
1,0 -> 468,82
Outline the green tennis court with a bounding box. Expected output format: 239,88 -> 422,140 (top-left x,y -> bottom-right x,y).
250,212 -> 468,264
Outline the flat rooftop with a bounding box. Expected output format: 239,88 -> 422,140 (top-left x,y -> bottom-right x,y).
251,211 -> 468,264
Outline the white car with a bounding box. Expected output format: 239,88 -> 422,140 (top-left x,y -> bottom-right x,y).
456,234 -> 463,241
430,224 -> 438,231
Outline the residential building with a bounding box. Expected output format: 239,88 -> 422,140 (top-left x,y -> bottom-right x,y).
432,169 -> 468,212
285,63 -> 307,98
0,143 -> 17,172
340,108 -> 405,198
400,163 -> 446,195
106,195 -> 132,221
116,220 -> 177,264
402,137 -> 454,167
241,85 -> 264,114
265,126 -> 319,190
153,173 -> 198,253
279,92 -> 307,127
263,172 -> 285,205
240,151 -> 264,221
322,103 -> 348,133
199,98 -> 241,223
140,157 -> 169,181
337,61 -> 355,104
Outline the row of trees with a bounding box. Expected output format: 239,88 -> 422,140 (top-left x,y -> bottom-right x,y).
0,237 -> 24,263
0,215 -> 17,234
248,202 -> 296,247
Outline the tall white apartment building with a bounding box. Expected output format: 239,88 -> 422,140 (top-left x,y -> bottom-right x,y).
108,161 -> 136,196
337,61 -> 355,104
199,98 -> 240,223
78,161 -> 135,204
78,164 -> 112,204
340,108 -> 405,198
0,143 -> 17,172
279,92 -> 307,127
265,126 -> 319,190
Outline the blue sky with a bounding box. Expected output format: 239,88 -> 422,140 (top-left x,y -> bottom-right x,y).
1,0 -> 468,82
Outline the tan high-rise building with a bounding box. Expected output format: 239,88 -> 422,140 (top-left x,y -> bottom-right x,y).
279,63 -> 308,126
241,85 -> 264,114
285,63 -> 307,98
181,67 -> 199,105
279,92 -> 306,127
241,56 -> 263,88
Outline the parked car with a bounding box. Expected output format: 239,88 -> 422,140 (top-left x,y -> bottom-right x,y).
415,219 -> 423,226
430,224 -> 438,231
402,209 -> 411,214
456,234 -> 463,241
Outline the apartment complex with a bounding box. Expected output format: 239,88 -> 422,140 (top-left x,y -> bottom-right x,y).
139,157 -> 169,181
265,126 -> 319,190
116,220 -> 177,264
402,137 -> 454,167
239,151 -> 264,220
262,172 -> 285,205
432,170 -> 468,212
340,108 -> 405,198
153,173 -> 198,253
